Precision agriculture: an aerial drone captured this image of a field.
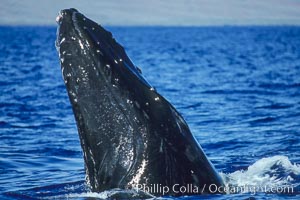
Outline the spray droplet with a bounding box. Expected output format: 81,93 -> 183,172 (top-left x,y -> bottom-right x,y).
96,50 -> 102,55
70,91 -> 76,97
127,99 -> 133,104
60,37 -> 65,44
154,97 -> 160,101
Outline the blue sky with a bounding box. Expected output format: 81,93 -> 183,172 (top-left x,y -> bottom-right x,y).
1,0 -> 300,26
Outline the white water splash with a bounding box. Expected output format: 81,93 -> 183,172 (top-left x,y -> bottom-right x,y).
221,156 -> 300,194
67,191 -> 112,199
66,188 -> 154,199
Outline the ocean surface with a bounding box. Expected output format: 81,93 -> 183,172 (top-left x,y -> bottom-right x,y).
0,26 -> 299,199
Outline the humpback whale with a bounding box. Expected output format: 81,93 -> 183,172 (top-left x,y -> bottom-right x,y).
55,8 -> 224,196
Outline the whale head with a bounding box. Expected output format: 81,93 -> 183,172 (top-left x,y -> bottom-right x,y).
55,8 -> 224,196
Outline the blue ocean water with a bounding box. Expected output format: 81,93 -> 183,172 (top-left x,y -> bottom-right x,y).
0,26 -> 300,199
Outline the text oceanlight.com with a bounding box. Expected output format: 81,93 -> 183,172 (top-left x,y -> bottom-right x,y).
133,184 -> 294,195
